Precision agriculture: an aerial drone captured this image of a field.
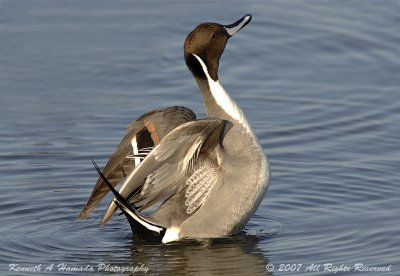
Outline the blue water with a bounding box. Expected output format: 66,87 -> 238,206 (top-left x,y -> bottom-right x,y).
1,1 -> 399,275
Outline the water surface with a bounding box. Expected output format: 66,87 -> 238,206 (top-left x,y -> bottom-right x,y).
1,1 -> 399,275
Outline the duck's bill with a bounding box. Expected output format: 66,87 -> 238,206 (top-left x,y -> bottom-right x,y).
224,14 -> 252,38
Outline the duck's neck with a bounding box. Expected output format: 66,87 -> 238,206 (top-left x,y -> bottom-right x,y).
191,54 -> 253,135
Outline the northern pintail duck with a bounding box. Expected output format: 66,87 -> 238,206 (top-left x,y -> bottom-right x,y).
79,14 -> 270,243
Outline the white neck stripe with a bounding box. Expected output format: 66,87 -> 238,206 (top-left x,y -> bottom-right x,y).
192,54 -> 252,133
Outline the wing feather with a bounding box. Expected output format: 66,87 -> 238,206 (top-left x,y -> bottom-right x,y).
101,118 -> 228,224
185,161 -> 221,214
78,106 -> 196,219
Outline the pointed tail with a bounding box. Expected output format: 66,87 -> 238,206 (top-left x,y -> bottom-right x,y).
92,160 -> 166,243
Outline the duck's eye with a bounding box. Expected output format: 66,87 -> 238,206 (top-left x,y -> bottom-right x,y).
211,33 -> 216,38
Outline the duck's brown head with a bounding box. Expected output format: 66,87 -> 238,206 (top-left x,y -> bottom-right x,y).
184,14 -> 252,81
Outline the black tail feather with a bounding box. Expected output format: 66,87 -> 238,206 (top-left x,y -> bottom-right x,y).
92,159 -> 166,243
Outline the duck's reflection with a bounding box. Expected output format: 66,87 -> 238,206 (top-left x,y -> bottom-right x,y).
127,233 -> 272,275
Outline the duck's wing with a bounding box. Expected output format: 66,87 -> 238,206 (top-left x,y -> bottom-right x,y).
101,118 -> 231,225
78,106 -> 196,219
